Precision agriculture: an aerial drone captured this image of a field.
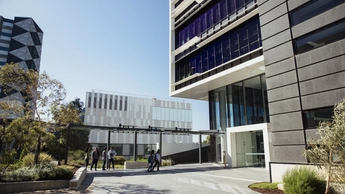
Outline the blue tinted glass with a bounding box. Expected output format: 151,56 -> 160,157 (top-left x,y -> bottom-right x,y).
222,34 -> 231,63
215,40 -> 222,66
202,49 -> 208,72
228,0 -> 236,14
0,46 -> 9,51
220,0 -> 228,19
239,26 -> 249,55
230,32 -> 239,59
208,44 -> 215,69
207,9 -> 213,29
213,3 -> 221,24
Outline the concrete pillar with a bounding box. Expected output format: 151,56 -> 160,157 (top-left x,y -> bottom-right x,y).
107,129 -> 110,169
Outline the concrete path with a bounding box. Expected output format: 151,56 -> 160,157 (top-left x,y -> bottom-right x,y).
81,163 -> 269,194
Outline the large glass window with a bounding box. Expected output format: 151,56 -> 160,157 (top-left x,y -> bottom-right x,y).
294,19 -> 345,54
175,16 -> 262,83
175,0 -> 258,48
304,107 -> 333,129
290,0 -> 345,26
209,74 -> 269,128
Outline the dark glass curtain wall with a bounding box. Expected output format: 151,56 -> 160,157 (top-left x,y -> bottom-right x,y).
209,74 -> 269,130
175,16 -> 261,82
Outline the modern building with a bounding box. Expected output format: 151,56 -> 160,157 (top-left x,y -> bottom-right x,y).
0,16 -> 43,99
169,0 -> 345,181
0,16 -> 43,119
84,90 -> 193,159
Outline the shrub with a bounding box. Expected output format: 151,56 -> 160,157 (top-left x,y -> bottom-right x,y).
68,150 -> 84,161
162,158 -> 175,166
249,182 -> 278,189
0,164 -> 73,182
22,153 -> 53,166
115,156 -> 126,165
283,166 -> 326,194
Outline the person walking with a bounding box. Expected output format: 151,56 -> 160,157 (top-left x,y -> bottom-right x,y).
152,149 -> 160,171
108,147 -> 117,169
102,147 -> 107,170
90,147 -> 99,171
147,150 -> 155,172
84,147 -> 90,168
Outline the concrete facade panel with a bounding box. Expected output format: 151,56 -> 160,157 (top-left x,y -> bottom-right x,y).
261,14 -> 290,40
258,0 -> 285,15
271,145 -> 307,162
296,37 -> 345,67
266,70 -> 297,90
271,130 -> 305,145
298,55 -> 345,81
292,3 -> 345,38
267,84 -> 299,102
299,72 -> 345,95
264,41 -> 294,65
268,97 -> 301,115
265,57 -> 295,78
301,88 -> 345,110
305,129 -> 319,141
270,111 -> 304,131
287,0 -> 311,11
259,3 -> 287,26
262,29 -> 291,51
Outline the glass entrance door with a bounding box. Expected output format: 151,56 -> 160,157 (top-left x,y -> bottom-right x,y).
235,131 -> 265,167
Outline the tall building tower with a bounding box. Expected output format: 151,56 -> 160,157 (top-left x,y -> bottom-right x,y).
0,16 -> 43,99
169,0 -> 345,181
169,0 -> 268,167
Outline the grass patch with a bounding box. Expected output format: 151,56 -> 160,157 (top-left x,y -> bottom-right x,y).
249,182 -> 278,189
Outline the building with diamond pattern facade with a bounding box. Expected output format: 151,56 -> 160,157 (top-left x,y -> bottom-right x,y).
0,16 -> 43,105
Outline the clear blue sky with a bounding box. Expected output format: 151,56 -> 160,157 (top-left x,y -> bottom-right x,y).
0,0 -> 210,132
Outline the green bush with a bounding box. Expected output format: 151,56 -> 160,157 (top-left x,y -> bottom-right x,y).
283,166 -> 326,194
68,150 -> 84,161
0,164 -> 73,182
115,156 -> 126,165
162,158 -> 175,166
22,153 -> 53,166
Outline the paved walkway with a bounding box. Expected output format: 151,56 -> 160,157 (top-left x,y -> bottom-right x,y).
19,163 -> 269,194
82,163 -> 269,194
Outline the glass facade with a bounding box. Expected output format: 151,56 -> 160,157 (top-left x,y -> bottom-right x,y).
209,74 -> 268,130
175,0 -> 256,48
175,16 -> 261,82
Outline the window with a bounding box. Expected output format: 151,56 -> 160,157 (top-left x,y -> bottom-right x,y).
125,97 -> 128,111
0,46 -> 9,51
1,32 -> 11,37
115,96 -> 118,110
294,19 -> 345,54
119,96 -> 123,110
88,96 -> 91,108
99,96 -> 102,109
109,98 -> 113,109
290,0 -> 345,26
93,96 -> 97,108
104,96 -> 107,109
304,107 -> 333,129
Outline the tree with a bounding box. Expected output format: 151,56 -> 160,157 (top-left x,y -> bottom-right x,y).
0,63 -> 66,164
202,135 -> 210,144
69,98 -> 84,114
304,98 -> 345,194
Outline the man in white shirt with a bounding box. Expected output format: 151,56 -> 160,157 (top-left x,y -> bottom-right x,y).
108,147 -> 117,169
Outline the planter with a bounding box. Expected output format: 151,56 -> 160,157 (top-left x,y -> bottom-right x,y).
0,180 -> 70,194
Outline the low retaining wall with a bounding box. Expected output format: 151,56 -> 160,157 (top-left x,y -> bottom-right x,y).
69,167 -> 86,189
124,161 -> 149,169
0,180 -> 70,194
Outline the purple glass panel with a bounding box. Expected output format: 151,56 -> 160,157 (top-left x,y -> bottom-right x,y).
227,0 -> 236,15
213,3 -> 221,24
220,0 -> 228,19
